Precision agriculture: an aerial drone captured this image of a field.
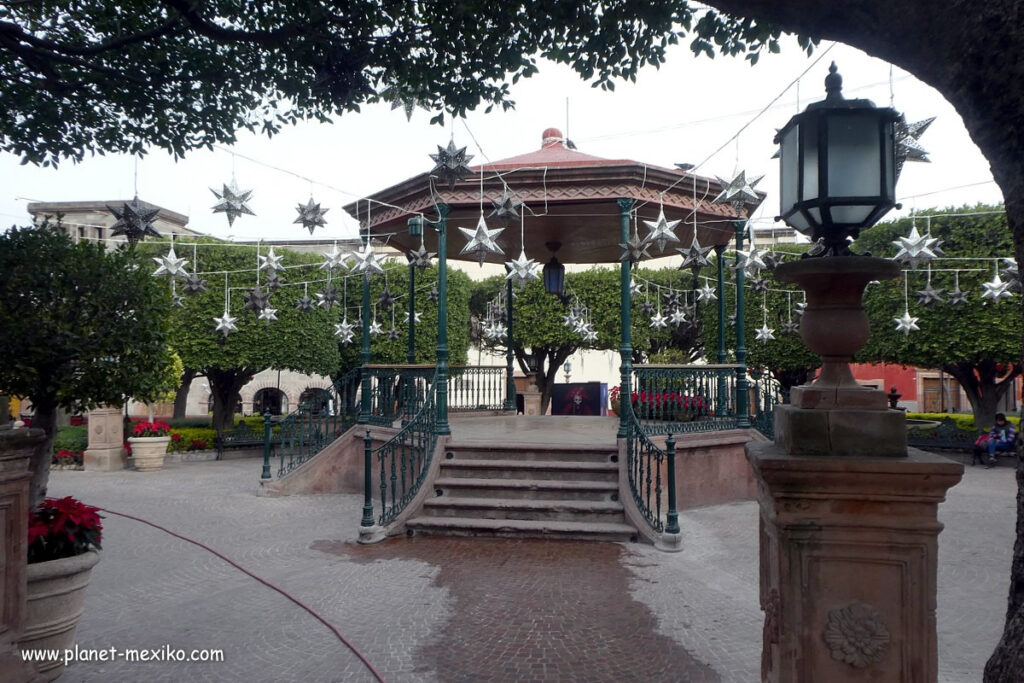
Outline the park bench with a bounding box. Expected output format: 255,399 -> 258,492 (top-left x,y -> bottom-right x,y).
906,417 -> 1018,465
213,421 -> 270,460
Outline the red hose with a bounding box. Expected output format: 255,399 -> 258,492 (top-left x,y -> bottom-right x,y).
98,506 -> 387,683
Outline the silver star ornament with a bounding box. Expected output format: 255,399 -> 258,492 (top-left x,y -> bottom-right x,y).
894,310 -> 920,335
620,236 -> 652,265
429,140 -> 474,190
677,235 -> 713,270
697,284 -> 718,302
352,243 -> 385,277
642,207 -> 681,253
892,225 -> 941,269
369,320 -> 383,336
210,180 -> 255,226
894,115 -> 934,182
257,307 -> 278,323
107,198 -> 161,246
152,246 -> 189,278
916,283 -> 944,306
294,198 -> 328,234
755,324 -> 776,342
334,320 -> 355,345
489,190 -> 523,227
213,312 -> 238,337
946,288 -> 968,306
459,214 -> 504,265
713,170 -> 763,215
505,251 -> 541,287
407,245 -> 435,271
781,321 -> 800,334
649,312 -> 668,329
320,246 -> 349,272
259,247 -> 285,272
981,274 -> 1014,302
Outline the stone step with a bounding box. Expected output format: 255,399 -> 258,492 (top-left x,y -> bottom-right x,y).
438,459 -> 619,482
405,515 -> 639,542
433,477 -> 619,501
422,496 -> 626,523
444,441 -> 618,464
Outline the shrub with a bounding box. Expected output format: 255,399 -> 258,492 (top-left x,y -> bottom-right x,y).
53,425 -> 89,453
166,417 -> 212,429
166,427 -> 217,452
28,497 -> 103,563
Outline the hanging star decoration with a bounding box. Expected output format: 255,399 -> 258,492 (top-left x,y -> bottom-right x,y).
892,225 -> 941,269
1000,258 -> 1021,292
916,282 -> 944,306
649,312 -> 669,329
981,274 -> 1014,302
407,245 -> 435,271
459,214 -> 505,265
369,320 -> 383,336
668,309 -> 688,326
429,140 -> 474,190
381,84 -> 426,121
582,326 -> 599,343
630,279 -> 642,297
697,283 -> 717,303
620,236 -> 652,265
562,310 -> 581,329
210,180 -> 255,226
894,115 -> 935,182
712,170 -> 763,215
403,311 -> 422,324
677,235 -> 713,270
352,243 -> 385,277
506,251 -> 541,287
662,290 -> 682,309
728,314 -> 737,326
335,319 -> 355,344
781,320 -> 800,334
182,272 -> 208,295
387,328 -> 401,341
755,324 -> 776,342
733,247 -> 767,277
749,277 -> 769,294
213,312 -> 238,337
642,207 -> 682,253
295,294 -> 316,312
264,271 -> 285,291
761,248 -> 787,271
257,307 -> 278,323
427,287 -> 440,302
294,198 -> 328,234
794,301 -> 808,319
894,310 -> 920,335
259,247 -> 285,273
107,198 -> 161,246
171,293 -> 184,308
320,245 -> 349,272
489,190 -> 523,227
242,286 -> 270,313
946,287 -> 968,306
152,246 -> 189,278
316,285 -> 340,310
377,289 -> 397,309
484,322 -> 507,341
640,300 -> 656,316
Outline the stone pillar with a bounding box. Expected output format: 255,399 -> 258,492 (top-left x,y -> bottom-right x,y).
83,406 -> 125,472
749,257 -> 963,683
0,428 -> 45,682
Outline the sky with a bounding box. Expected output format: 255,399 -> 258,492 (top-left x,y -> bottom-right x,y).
0,38 -> 1004,246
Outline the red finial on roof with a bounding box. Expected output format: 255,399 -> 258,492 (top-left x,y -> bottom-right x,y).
541,128 -> 564,148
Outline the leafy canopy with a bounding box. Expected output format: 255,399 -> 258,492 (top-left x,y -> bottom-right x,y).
0,1 -> 808,165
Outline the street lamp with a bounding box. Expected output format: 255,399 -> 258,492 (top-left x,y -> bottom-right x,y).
542,241 -> 565,294
563,360 -> 572,383
775,62 -> 899,255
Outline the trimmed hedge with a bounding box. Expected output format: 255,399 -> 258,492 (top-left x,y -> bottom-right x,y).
54,425 -> 89,453
167,427 -> 217,452
905,412 -> 1020,432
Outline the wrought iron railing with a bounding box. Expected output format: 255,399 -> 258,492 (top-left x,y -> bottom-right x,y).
750,372 -> 786,439
363,365 -> 434,426
447,365 -> 507,412
630,365 -> 742,435
271,369 -> 363,477
364,371 -> 440,527
623,401 -> 679,535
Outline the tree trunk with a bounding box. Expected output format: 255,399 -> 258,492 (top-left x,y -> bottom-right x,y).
206,368 -> 255,433
26,400 -> 57,510
172,368 -> 198,420
985,448 -> 1024,681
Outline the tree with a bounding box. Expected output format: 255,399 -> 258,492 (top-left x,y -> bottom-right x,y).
162,239 -> 340,431
0,226 -> 173,507
854,206 -> 1021,429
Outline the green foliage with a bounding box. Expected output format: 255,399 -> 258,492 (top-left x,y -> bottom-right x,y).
854,205 -> 1019,368
0,2 -> 804,165
167,427 -> 217,452
53,425 -> 89,453
165,417 -> 212,429
0,226 -> 173,413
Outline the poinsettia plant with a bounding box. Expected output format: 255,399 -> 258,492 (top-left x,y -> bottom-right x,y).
28,496 -> 103,564
130,420 -> 171,437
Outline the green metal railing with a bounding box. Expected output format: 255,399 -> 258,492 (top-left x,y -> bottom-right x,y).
630,365 -> 742,435
363,365 -> 434,426
365,371 -> 440,527
448,365 -> 507,412
624,401 -> 679,535
750,371 -> 786,439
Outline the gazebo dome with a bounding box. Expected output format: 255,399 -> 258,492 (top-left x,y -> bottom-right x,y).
344,127 -> 762,264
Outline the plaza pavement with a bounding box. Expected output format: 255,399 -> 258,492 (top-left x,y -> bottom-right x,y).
43,451 -> 1015,682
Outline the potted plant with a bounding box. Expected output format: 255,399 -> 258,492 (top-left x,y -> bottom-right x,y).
18,496 -> 103,681
128,420 -> 171,471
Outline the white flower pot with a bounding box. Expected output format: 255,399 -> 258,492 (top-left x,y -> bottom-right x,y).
128,435 -> 170,471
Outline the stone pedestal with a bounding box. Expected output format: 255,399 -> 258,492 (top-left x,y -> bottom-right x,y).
748,443 -> 962,682
83,406 -> 125,472
522,389 -> 542,416
0,428 -> 45,682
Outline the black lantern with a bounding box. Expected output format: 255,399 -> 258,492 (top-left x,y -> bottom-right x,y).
407,215 -> 424,237
542,241 -> 565,294
775,63 -> 899,255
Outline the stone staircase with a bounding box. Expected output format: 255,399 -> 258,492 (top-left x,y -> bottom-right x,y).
405,440 -> 639,542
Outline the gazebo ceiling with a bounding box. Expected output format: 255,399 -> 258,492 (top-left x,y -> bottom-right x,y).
343,128 -> 765,265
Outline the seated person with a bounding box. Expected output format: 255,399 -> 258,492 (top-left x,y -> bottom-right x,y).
985,413 -> 1016,468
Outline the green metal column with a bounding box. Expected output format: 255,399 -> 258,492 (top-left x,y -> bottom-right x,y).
733,221 -> 750,428
714,244 -> 728,417
617,197 -> 635,439
504,275 -> 515,412
434,204 -> 451,435
260,411 -> 272,479
406,261 -> 416,364
360,429 -> 374,527
358,231 -> 373,424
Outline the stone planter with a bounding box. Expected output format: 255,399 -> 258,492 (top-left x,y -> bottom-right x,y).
18,550 -> 101,681
128,435 -> 170,471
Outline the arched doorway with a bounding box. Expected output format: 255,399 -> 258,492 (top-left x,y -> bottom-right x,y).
253,388 -> 286,416
298,388 -> 332,414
